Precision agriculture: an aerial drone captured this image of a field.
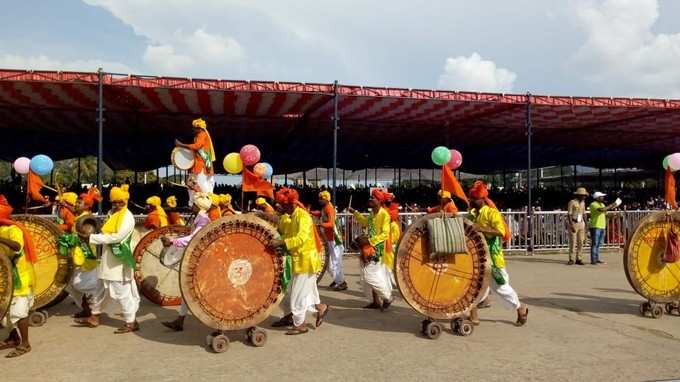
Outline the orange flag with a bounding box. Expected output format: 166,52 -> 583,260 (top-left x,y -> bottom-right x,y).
27,170 -> 46,203
242,168 -> 274,199
665,167 -> 677,209
441,165 -> 469,207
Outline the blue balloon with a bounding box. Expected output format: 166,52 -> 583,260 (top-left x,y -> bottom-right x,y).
262,162 -> 273,178
30,154 -> 54,176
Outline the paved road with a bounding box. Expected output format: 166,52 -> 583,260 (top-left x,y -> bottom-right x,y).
3,251 -> 680,382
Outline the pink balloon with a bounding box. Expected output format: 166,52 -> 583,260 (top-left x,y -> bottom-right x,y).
447,149 -> 463,170
13,157 -> 31,175
669,153 -> 680,171
253,163 -> 267,178
239,144 -> 261,166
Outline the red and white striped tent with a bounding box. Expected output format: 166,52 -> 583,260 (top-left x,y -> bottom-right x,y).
1,69 -> 679,173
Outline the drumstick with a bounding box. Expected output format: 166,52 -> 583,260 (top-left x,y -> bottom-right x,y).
169,181 -> 188,189
43,185 -> 59,193
347,195 -> 352,211
129,201 -> 146,211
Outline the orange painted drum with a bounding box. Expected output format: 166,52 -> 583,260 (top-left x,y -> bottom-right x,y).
396,214 -> 490,320
180,214 -> 284,331
13,215 -> 71,310
134,225 -> 192,306
0,252 -> 12,322
624,212 -> 680,303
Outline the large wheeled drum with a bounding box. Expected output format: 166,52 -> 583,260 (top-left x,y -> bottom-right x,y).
134,225 -> 192,306
396,214 -> 490,337
624,211 -> 680,318
0,251 -> 13,323
13,215 -> 71,311
180,214 -> 284,352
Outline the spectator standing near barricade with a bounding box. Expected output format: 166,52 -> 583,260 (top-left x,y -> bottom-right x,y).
567,188 -> 588,265
589,192 -> 618,265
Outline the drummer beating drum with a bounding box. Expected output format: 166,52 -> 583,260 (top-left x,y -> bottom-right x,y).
174,118 -> 217,204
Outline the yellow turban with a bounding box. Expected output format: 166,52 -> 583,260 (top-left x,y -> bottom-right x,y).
166,196 -> 178,208
110,184 -> 130,203
319,191 -> 331,201
209,193 -> 221,207
220,194 -> 232,205
58,192 -> 78,206
255,197 -> 266,206
146,196 -> 162,207
192,118 -> 207,130
438,190 -> 452,199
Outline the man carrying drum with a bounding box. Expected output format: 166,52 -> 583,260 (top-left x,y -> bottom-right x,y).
56,192 -> 78,232
312,191 -> 347,291
161,193 -> 213,332
175,118 -> 216,197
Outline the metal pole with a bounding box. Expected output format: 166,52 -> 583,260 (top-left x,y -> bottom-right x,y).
398,168 -> 401,187
364,168 -> 368,188
599,168 -> 603,189
96,68 -> 104,214
526,93 -> 533,255
77,157 -> 81,186
374,168 -> 377,185
573,165 -> 577,186
332,80 -> 339,202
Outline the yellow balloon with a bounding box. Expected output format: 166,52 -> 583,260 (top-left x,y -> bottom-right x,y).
223,152 -> 243,174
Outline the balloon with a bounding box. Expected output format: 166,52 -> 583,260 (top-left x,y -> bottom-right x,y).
447,149 -> 463,170
431,146 -> 451,166
239,144 -> 261,166
262,162 -> 273,178
663,155 -> 671,170
223,152 -> 243,174
13,157 -> 30,175
253,163 -> 267,178
669,153 -> 680,172
30,154 -> 54,176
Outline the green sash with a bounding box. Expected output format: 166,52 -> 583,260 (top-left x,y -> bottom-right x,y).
58,233 -> 96,260
487,236 -> 506,285
111,232 -> 135,269
198,148 -> 213,170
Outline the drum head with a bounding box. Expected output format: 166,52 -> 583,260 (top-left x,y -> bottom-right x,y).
624,212 -> 680,303
171,147 -> 195,171
133,225 -> 191,306
0,250 -> 12,323
14,215 -> 71,310
396,214 -> 490,320
180,214 -> 283,330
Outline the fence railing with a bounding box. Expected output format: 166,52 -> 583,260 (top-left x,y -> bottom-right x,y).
33,210 -> 656,254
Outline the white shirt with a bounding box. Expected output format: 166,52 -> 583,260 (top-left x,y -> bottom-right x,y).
90,209 -> 136,282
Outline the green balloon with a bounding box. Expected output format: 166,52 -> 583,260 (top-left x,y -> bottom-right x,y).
663,155 -> 671,170
431,146 -> 452,166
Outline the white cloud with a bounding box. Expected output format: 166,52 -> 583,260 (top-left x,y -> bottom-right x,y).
437,52 -> 517,92
570,0 -> 680,98
0,53 -> 135,73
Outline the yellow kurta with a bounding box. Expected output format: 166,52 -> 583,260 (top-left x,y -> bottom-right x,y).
279,207 -> 321,274
353,208 -> 390,247
0,225 -> 35,296
73,212 -> 98,272
383,221 -> 401,270
470,205 -> 506,269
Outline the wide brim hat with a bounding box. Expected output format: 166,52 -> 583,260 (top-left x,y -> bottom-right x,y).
573,187 -> 588,196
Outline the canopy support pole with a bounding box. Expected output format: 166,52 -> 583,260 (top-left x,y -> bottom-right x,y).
526,93 -> 533,255
332,80 -> 339,202
96,68 -> 104,214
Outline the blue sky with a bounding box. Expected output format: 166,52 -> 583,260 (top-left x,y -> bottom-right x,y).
1,0 -> 680,97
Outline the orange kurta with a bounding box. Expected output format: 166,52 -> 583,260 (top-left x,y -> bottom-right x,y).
208,206 -> 221,221
168,211 -> 185,226
58,207 -> 76,232
185,130 -> 213,175
318,203 -> 336,241
144,211 -> 163,230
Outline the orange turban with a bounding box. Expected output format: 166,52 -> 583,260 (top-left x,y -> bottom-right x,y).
0,195 -> 13,219
275,187 -> 300,206
388,202 -> 399,222
80,187 -> 102,209
371,188 -> 390,203
468,180 -> 498,209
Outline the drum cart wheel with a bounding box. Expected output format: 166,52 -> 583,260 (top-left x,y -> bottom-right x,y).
421,319 -> 442,340
28,310 -> 48,327
664,302 -> 680,316
206,331 -> 230,353
650,304 -> 664,319
246,327 -> 268,347
451,318 -> 474,336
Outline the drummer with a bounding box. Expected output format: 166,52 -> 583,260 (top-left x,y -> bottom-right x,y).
426,190 -> 458,214
254,197 -> 275,214
161,193 -> 212,332
208,193 -> 221,221
174,118 -> 216,196
311,191 -> 347,291
219,194 -> 238,216
467,181 -> 529,327
384,194 -> 401,287
348,188 -> 394,310
143,196 -> 168,230
165,196 -> 185,226
0,195 -> 37,358
77,185 -> 141,334
269,188 -> 329,335
56,192 -> 78,232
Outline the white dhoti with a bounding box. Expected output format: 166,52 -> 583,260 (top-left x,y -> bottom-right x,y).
326,241 -> 345,284
361,261 -> 392,301
383,263 -> 396,287
479,267 -> 521,310
289,273 -> 320,327
66,268 -> 98,308
3,293 -> 34,328
90,279 -> 140,323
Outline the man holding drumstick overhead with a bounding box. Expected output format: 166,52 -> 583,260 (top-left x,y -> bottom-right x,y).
175,118 -> 216,195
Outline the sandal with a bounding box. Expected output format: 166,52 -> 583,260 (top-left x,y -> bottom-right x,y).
114,322 -> 140,334
74,317 -> 99,328
285,326 -> 309,335
316,305 -> 329,328
516,307 -> 529,327
5,345 -> 31,358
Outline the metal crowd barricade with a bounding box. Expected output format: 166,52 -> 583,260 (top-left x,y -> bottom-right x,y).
34,209 -> 657,254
